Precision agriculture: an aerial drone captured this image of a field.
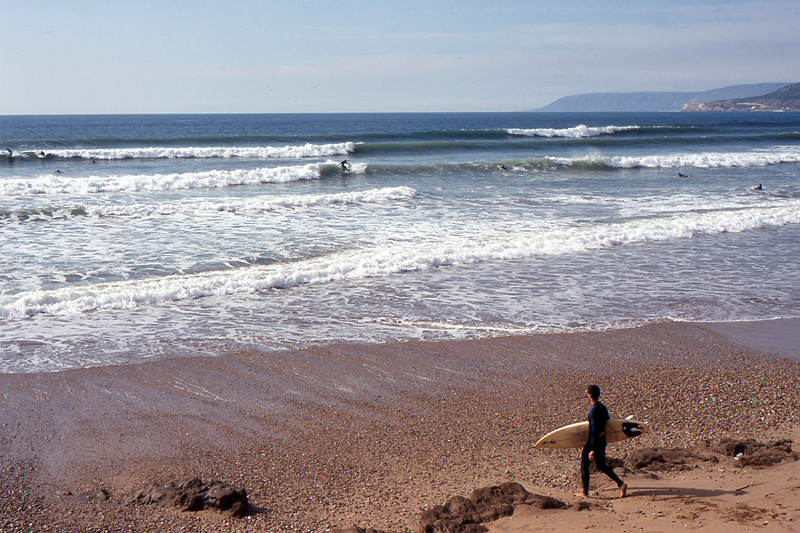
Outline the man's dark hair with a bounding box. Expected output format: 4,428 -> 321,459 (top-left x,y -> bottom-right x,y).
587,384 -> 600,400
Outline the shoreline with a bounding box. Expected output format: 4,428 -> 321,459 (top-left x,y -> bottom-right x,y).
2,319 -> 800,532
700,317 -> 800,361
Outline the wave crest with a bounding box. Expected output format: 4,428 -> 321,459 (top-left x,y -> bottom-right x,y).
605,150 -> 800,169
43,142 -> 355,160
507,125 -> 640,138
0,164 -> 331,196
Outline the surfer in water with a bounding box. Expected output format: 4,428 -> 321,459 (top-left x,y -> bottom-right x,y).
340,160 -> 352,172
577,385 -> 627,499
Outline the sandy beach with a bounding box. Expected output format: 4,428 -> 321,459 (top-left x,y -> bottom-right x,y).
1,320 -> 799,532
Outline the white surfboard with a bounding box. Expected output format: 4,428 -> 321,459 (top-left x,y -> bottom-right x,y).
534,419 -> 649,449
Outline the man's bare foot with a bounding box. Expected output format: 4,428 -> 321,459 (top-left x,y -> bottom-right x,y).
575,492 -> 589,499
619,483 -> 627,498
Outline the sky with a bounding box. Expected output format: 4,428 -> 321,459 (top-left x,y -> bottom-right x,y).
1,0 -> 799,114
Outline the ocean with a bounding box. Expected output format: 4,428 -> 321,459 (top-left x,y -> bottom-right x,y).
1,112 -> 799,373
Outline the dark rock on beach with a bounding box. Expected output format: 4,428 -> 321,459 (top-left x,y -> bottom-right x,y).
713,437 -> 797,467
131,478 -> 249,517
630,438 -> 797,473
470,481 -> 565,519
418,482 -> 566,533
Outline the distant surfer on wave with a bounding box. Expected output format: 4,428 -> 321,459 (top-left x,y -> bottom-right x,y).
340,159 -> 352,172
577,385 -> 627,499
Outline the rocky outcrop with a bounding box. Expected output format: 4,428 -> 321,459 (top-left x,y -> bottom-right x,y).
713,437 -> 798,467
130,478 -> 249,517
418,481 -> 566,533
683,82 -> 800,111
630,438 -> 796,471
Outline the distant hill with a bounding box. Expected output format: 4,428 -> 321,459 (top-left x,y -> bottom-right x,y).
682,82 -> 800,111
534,83 -> 792,112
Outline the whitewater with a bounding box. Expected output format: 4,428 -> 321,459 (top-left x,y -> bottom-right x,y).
1,112 -> 799,373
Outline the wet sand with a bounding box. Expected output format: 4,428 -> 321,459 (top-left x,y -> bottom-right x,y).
702,318 -> 800,361
1,320 -> 799,532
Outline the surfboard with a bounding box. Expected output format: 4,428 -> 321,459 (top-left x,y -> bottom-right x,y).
534,419 -> 648,449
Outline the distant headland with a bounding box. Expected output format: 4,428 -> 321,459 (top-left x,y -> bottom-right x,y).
682,82 -> 800,111
533,83 -> 795,112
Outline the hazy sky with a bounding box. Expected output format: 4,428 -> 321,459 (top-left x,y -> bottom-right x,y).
2,0 -> 798,114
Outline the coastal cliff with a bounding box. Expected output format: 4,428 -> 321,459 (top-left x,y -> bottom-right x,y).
534,83 -> 790,112
683,82 -> 800,111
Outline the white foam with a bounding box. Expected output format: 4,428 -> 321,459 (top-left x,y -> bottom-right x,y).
0,164 -> 326,196
80,186 -> 417,218
46,142 -> 355,160
2,201 -> 798,320
507,125 -> 639,138
561,148 -> 800,169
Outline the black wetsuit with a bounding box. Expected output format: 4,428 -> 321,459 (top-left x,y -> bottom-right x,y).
581,401 -> 624,495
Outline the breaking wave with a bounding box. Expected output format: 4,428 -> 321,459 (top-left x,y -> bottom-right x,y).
2,201 -> 798,320
0,163 -> 357,196
1,186 -> 416,221
507,125 -> 640,138
38,142 -> 355,161
573,148 -> 800,169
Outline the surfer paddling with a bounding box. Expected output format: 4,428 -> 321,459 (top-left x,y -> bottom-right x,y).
576,385 -> 627,499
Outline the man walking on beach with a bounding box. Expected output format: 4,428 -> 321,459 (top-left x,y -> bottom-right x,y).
577,384 -> 627,499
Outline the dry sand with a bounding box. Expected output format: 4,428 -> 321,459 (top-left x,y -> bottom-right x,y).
488,426 -> 800,533
1,320 -> 799,532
